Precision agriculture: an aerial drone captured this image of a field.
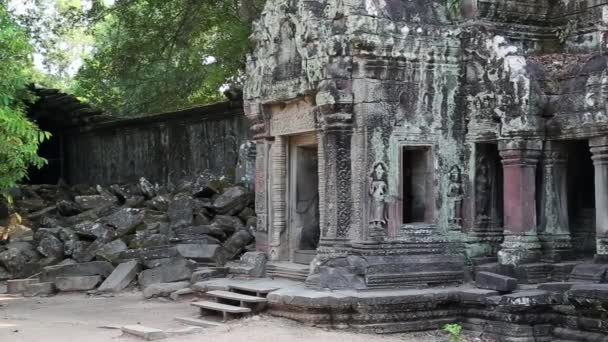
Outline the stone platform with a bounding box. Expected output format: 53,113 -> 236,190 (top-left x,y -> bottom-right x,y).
265,283 -> 608,341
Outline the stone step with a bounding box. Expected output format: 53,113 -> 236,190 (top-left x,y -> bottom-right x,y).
174,316 -> 224,327
229,283 -> 281,297
191,300 -> 251,322
207,290 -> 267,303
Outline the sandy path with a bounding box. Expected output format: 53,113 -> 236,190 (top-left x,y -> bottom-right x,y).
0,291 -> 447,342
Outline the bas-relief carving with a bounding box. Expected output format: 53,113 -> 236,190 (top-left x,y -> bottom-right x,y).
447,165 -> 464,228
269,100 -> 317,136
369,162 -> 389,238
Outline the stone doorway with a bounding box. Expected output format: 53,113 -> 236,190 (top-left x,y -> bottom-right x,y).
288,134 -> 320,265
567,140 -> 596,256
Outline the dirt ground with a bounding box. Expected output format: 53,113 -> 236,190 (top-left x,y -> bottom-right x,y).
0,289 -> 450,342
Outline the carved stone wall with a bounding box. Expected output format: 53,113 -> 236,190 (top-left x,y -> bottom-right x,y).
63,102 -> 250,185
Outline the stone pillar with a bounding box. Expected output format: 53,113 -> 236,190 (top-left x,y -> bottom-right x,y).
589,136 -> 608,261
269,136 -> 288,261
497,139 -> 542,265
538,141 -> 572,262
316,105 -> 354,249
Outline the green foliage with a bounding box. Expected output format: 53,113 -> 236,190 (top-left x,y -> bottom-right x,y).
446,0 -> 461,21
0,4 -> 49,194
73,0 -> 264,116
443,323 -> 463,342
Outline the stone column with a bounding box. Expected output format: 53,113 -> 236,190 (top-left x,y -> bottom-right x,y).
589,136 -> 608,261
316,105 -> 353,249
497,139 -> 542,265
538,141 -> 572,262
269,136 -> 288,261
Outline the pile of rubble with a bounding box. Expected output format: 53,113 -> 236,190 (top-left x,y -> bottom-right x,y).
0,176 -> 257,295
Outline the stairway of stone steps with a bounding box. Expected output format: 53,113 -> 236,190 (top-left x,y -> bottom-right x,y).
266,262 -> 309,281
191,283 -> 270,322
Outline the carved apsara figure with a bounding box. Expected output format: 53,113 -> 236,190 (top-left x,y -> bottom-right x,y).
447,165 -> 464,227
369,162 -> 389,228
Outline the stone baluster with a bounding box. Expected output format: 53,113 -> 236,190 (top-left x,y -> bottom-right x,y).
589,136 -> 608,261
538,141 -> 572,262
497,139 -> 542,265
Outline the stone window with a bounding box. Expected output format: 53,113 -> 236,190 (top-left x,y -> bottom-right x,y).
401,146 -> 433,224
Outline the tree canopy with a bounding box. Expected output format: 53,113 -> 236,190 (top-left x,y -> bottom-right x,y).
0,3 -> 49,194
72,0 -> 264,116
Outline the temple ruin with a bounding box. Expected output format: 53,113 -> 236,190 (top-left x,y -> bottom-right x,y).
244,0 -> 608,288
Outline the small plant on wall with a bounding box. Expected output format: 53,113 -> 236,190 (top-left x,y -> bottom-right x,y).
443,323 -> 464,342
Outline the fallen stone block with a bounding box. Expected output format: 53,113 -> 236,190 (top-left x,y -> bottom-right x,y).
174,316 -> 223,327
475,271 -> 517,293
537,282 -> 581,293
55,275 -> 101,291
239,252 -> 266,277
568,263 -> 608,283
117,246 -> 178,263
23,282 -> 55,297
103,208 -> 145,237
121,325 -> 166,341
7,278 -> 39,294
40,261 -> 114,282
143,281 -> 190,299
95,239 -> 128,264
138,258 -> 196,287
75,195 -> 115,210
165,326 -> 204,338
213,186 -> 252,215
98,260 -> 141,292
169,288 -> 194,301
176,244 -> 223,265
190,268 -> 228,283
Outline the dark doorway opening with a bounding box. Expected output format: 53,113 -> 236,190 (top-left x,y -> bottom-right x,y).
567,140 -> 596,257
402,147 -> 432,224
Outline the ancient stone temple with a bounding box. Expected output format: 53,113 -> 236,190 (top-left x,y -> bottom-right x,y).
244,0 -> 608,289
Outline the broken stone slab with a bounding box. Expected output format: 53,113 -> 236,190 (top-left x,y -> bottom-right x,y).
239,252 -> 267,278
23,282 -> 56,297
143,281 -> 190,299
213,186 -> 253,215
7,278 -> 40,294
117,245 -> 179,263
56,200 -> 83,217
37,235 -> 64,260
176,244 -> 224,265
212,215 -> 244,235
537,282 -> 582,293
95,239 -> 128,264
0,266 -> 11,281
190,268 -> 228,283
75,195 -> 115,210
98,260 -> 141,293
138,258 -> 196,287
568,283 -> 608,301
168,194 -> 194,227
476,271 -> 517,293
103,208 -> 145,237
173,225 -> 226,241
174,317 -> 223,327
55,275 -> 101,291
220,229 -> 254,262
568,263 -> 608,283
138,177 -> 157,200
142,258 -> 175,269
192,176 -> 219,198
73,221 -> 116,241
147,195 -> 169,212
40,261 -> 114,282
170,235 -> 222,245
0,241 -> 42,278
169,288 -> 194,300
121,325 -> 166,341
